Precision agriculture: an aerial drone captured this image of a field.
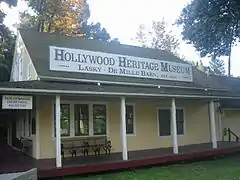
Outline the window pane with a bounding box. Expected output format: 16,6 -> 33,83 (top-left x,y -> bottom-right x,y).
93,104 -> 106,135
176,109 -> 184,135
158,109 -> 171,136
60,105 -> 70,136
74,104 -> 89,136
126,105 -> 134,134
54,104 -> 70,136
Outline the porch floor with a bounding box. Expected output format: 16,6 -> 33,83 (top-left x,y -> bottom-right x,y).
1,141 -> 240,179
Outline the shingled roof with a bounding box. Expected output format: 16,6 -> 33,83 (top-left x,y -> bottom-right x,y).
18,29 -> 195,85
17,29 -> 240,94
0,80 -> 240,99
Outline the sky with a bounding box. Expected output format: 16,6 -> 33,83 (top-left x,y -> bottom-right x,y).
1,0 -> 240,76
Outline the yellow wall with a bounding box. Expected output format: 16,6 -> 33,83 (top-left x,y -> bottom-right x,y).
39,96 -> 55,158
222,110 -> 240,138
38,96 -> 217,159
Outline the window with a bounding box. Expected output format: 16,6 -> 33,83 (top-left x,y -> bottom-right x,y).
54,104 -> 70,136
52,102 -> 108,138
176,109 -> 184,135
74,104 -> 89,136
27,63 -> 32,80
18,57 -> 23,81
158,108 -> 184,136
158,109 -> 171,136
93,104 -> 107,135
126,105 -> 134,134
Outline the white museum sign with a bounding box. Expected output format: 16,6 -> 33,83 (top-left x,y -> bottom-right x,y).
49,46 -> 193,82
2,95 -> 33,109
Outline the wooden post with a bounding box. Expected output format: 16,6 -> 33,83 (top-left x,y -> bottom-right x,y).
120,97 -> 128,160
171,98 -> 178,154
209,100 -> 217,148
55,95 -> 62,167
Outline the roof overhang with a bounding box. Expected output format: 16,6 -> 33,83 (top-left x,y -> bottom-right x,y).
0,80 -> 240,99
0,86 -> 240,100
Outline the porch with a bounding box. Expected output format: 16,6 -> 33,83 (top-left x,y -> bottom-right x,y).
1,141 -> 240,179
1,92 -> 240,179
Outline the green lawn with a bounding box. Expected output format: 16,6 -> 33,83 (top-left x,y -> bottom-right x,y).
64,154 -> 240,180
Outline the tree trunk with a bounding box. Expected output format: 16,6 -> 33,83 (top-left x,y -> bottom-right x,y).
37,0 -> 45,32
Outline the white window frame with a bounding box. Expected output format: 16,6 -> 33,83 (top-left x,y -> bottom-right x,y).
27,62 -> 32,80
157,107 -> 186,137
126,103 -> 136,136
52,103 -> 71,137
18,57 -> 23,81
51,100 -> 109,139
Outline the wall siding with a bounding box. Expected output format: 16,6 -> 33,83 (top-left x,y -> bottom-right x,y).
10,31 -> 38,82
222,110 -> 240,139
38,97 -> 217,159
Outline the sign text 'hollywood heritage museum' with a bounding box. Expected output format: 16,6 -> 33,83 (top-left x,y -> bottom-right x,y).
49,46 -> 193,82
2,95 -> 33,109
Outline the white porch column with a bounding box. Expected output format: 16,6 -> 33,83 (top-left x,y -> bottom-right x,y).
55,95 -> 62,167
209,100 -> 217,148
171,98 -> 178,154
120,97 -> 128,160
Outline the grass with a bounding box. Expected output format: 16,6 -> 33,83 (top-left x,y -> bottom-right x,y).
63,154 -> 240,180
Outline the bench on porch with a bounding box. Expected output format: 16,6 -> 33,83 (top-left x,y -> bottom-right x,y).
61,136 -> 112,158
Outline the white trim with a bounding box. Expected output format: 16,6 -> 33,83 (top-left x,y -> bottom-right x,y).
156,106 -> 186,137
0,87 -> 238,99
125,103 -> 136,136
209,100 -> 217,148
120,97 -> 128,160
171,98 -> 178,154
55,95 -> 62,168
51,100 -> 109,139
18,57 -> 23,81
27,62 -> 32,80
39,75 -> 229,92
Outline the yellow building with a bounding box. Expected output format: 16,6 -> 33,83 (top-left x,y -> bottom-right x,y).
1,29 -> 240,174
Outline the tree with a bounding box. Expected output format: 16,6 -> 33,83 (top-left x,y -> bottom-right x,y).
19,0 -> 119,42
177,0 -> 240,76
209,56 -> 226,76
135,24 -> 148,48
20,0 -> 85,35
135,19 -> 180,55
0,0 -> 17,81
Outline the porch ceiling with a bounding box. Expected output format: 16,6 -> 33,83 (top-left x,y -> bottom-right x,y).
0,80 -> 240,99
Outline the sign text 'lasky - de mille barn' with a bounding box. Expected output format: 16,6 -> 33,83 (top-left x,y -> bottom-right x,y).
49,46 -> 193,82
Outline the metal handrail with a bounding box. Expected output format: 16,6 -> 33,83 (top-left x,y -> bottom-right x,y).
224,128 -> 239,142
